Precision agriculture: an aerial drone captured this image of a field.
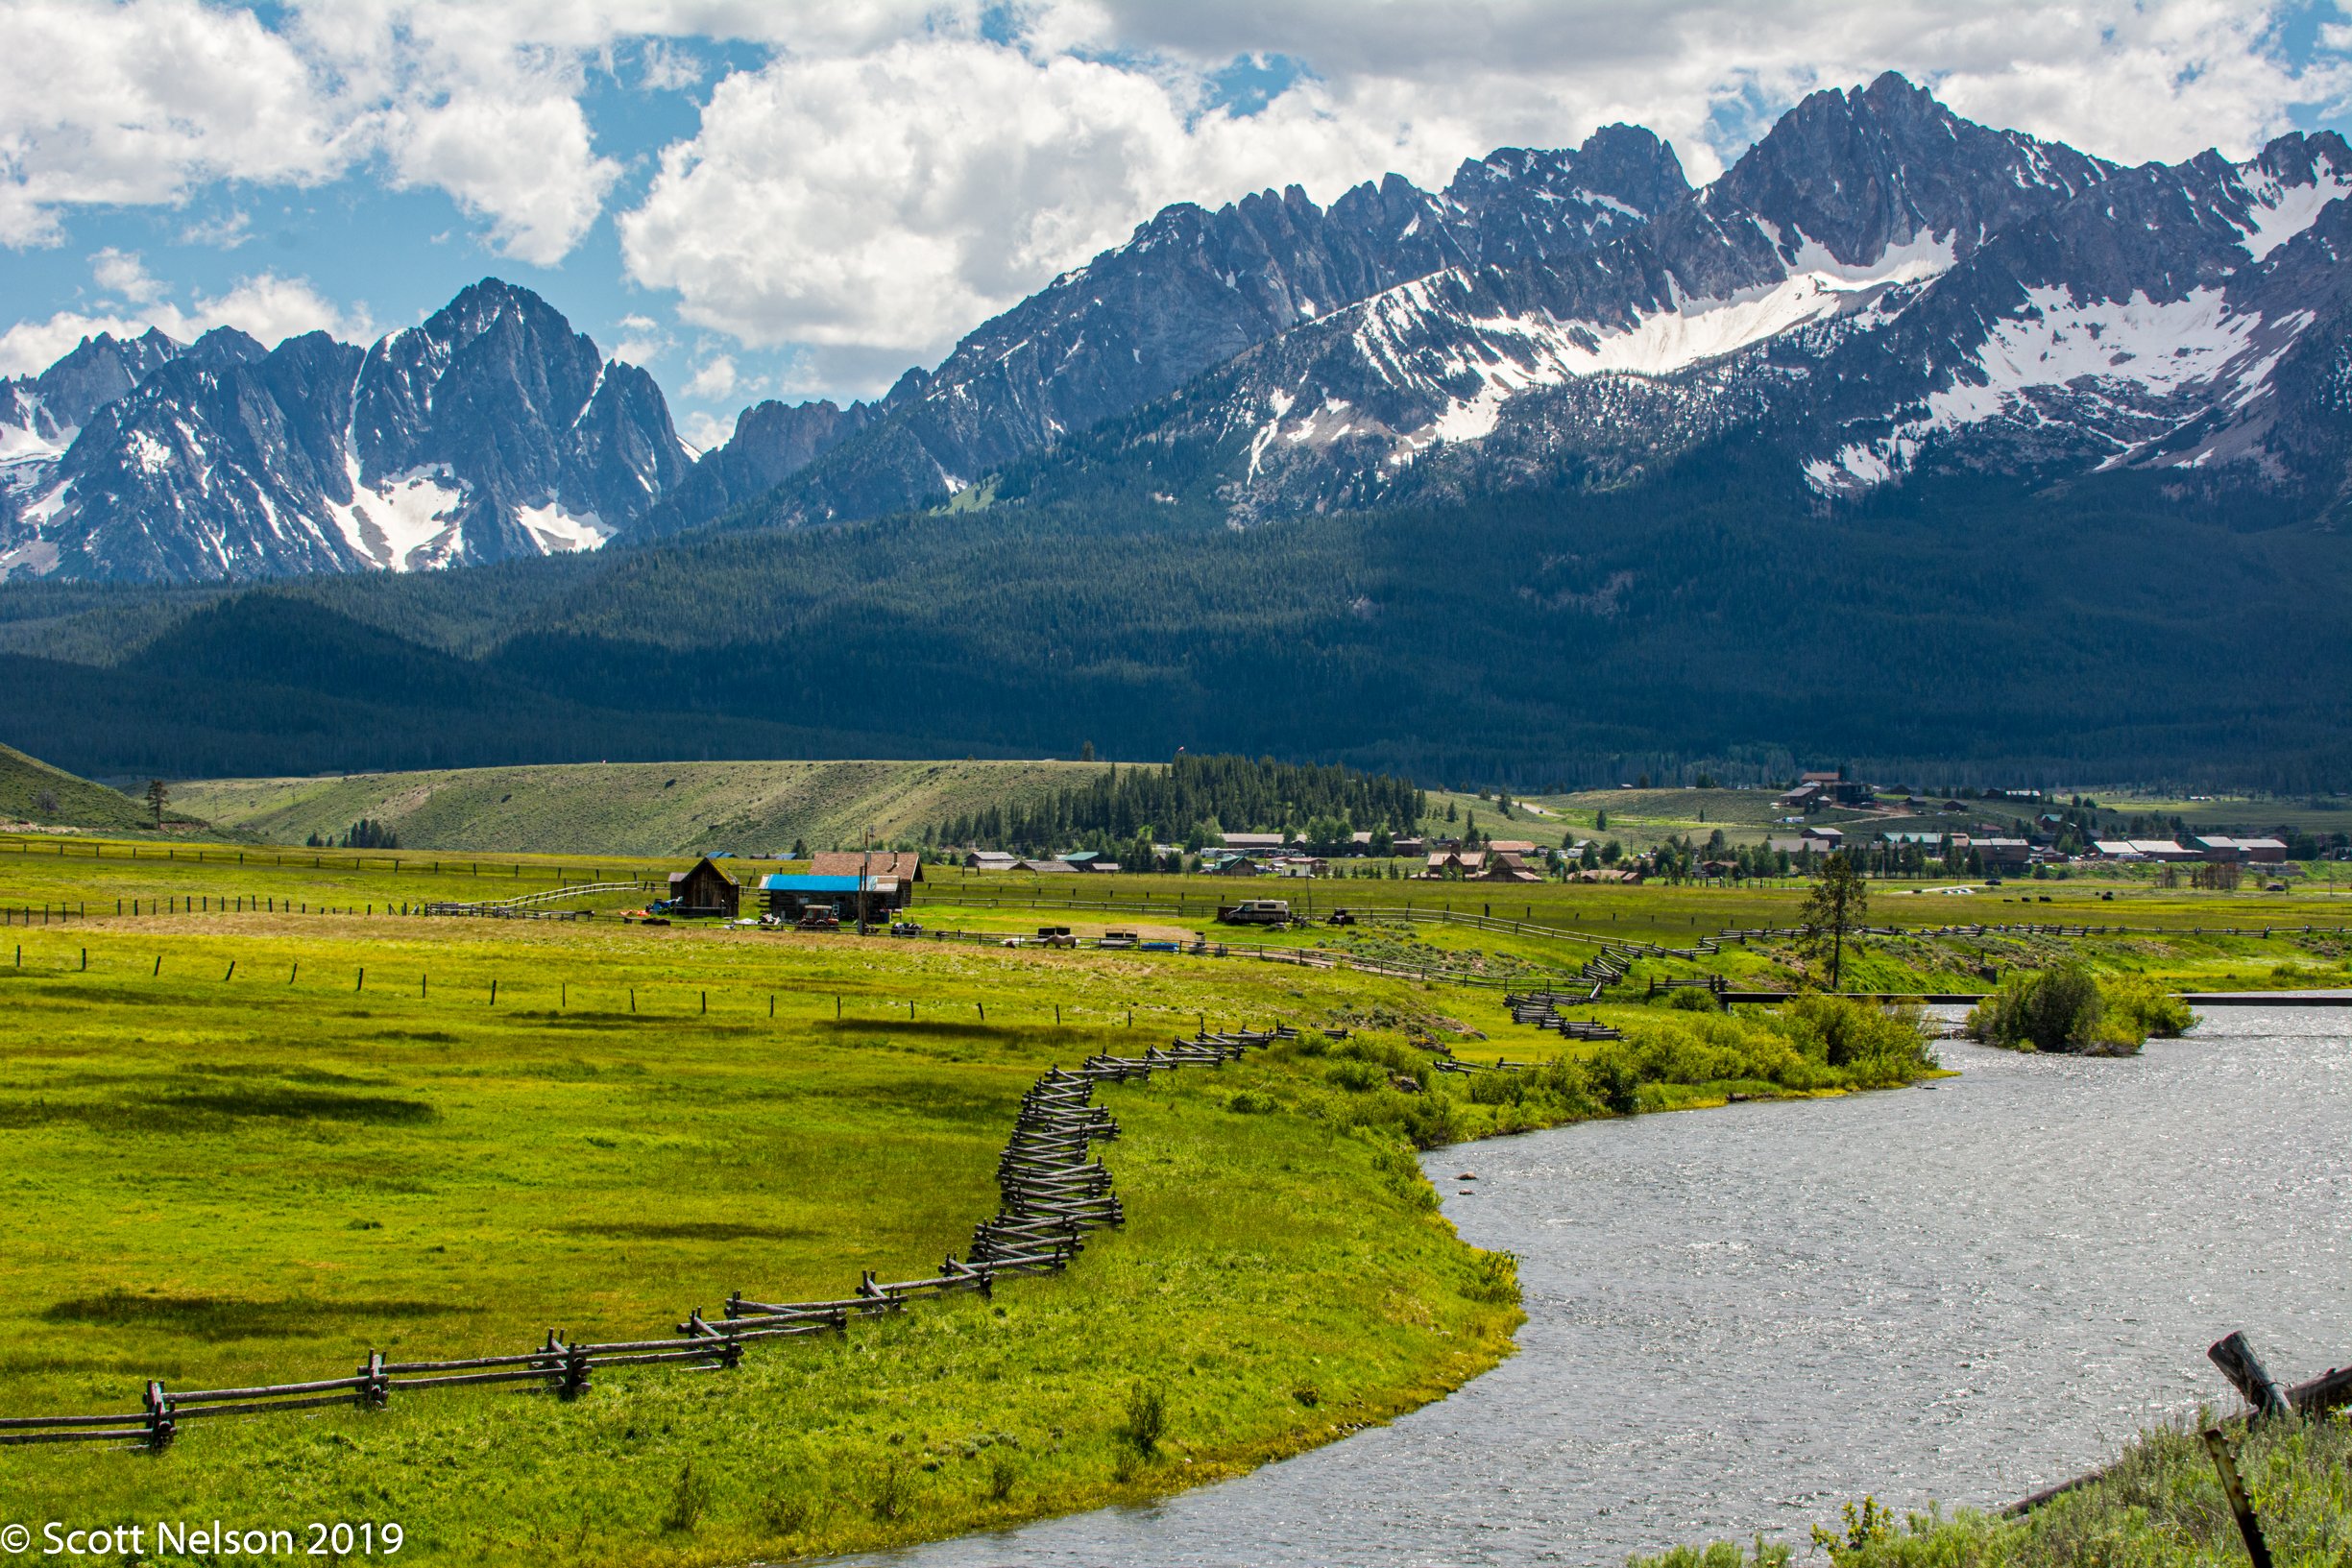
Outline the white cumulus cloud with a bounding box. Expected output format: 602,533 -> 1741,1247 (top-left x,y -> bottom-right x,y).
683,352 -> 737,399
0,0 -> 348,247
611,0 -> 2352,391
0,272 -> 373,377
90,248 -> 169,305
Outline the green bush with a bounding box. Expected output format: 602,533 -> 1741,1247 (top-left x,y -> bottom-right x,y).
1119,1382 -> 1168,1455
2102,977 -> 2197,1039
1773,996 -> 1937,1082
1467,1070 -> 1525,1105
1662,985 -> 1720,1011
1968,967 -> 2178,1054
1587,1049 -> 1645,1115
1968,965 -> 2108,1052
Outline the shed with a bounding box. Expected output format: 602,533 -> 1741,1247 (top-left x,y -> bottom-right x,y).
667,856 -> 741,918
1221,832 -> 1291,855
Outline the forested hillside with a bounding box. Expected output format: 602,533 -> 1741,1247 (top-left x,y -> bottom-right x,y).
2,439 -> 2345,791
170,759 -> 1105,856
932,754 -> 1426,852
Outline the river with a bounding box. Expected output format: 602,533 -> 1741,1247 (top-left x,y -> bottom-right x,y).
854,1007 -> 2351,1566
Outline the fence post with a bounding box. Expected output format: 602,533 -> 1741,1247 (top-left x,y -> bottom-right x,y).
143,1380 -> 176,1451
2201,1428 -> 2274,1568
2209,1332 -> 2291,1418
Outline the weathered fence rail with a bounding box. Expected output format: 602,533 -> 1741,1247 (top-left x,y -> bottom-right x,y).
2003,1331 -> 2352,1518
0,1025 -> 1293,1451
423,880 -> 657,917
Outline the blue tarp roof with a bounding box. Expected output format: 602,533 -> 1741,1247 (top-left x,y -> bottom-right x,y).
759,875 -> 867,892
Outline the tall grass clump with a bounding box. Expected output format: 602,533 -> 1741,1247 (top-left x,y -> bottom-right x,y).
1670,1413 -> 2352,1568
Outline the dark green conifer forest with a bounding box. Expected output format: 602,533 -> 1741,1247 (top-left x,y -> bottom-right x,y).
1,436 -> 2345,790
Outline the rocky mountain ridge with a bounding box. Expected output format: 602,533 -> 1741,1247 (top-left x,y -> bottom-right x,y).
1,281 -> 688,582
938,73 -> 2352,523
9,72 -> 2351,583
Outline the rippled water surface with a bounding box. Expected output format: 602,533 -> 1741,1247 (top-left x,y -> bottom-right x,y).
856,1009 -> 2351,1567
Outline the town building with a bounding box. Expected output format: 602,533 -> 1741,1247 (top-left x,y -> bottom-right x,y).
2194,836 -> 2289,863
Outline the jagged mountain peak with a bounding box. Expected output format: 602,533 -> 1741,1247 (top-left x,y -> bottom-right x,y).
1715,70 -> 2114,269
939,72 -> 2352,529
733,120 -> 1700,528
2,277 -> 689,583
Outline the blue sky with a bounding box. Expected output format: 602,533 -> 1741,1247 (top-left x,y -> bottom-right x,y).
3,1 -> 2347,449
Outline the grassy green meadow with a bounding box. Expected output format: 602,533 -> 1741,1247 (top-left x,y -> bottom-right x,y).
168,760 -> 1112,857
0,832 -> 2343,1563
0,743 -> 156,833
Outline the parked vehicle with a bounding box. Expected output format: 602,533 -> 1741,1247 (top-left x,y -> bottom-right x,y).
795,907 -> 841,930
1217,900 -> 1292,926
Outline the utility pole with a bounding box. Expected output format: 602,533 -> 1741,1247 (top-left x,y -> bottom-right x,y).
859,826 -> 873,936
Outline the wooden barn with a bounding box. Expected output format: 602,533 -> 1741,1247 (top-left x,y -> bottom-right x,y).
667,856 -> 741,918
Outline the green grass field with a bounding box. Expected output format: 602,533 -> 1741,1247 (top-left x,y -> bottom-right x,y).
0,835 -> 1971,1565
0,835 -> 2342,1563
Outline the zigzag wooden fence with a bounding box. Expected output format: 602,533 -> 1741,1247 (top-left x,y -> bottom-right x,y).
0,1026 -> 1292,1452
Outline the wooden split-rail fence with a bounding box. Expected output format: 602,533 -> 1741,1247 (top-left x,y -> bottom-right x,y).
422,880 -> 659,918
904,924 -> 1608,993
2005,1329 -> 2352,1540
1503,990 -> 1626,1043
0,1026 -> 1294,1453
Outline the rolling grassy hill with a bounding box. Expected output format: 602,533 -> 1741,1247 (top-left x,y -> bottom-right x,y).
0,741 -> 159,832
170,758 -> 1117,856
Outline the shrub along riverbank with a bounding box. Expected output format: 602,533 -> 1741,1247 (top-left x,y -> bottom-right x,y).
0,912 -> 1938,1565
1964,966 -> 2200,1055
1638,1413 -> 2352,1568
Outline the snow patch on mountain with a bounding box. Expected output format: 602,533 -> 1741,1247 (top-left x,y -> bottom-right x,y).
21,479 -> 69,525
1807,285 -> 2310,493
1404,230 -> 1958,452
325,458 -> 468,571
2236,165 -> 2352,260
517,501 -> 611,554
0,416 -> 67,467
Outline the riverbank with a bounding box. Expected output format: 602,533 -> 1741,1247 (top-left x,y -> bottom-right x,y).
837,1016 -> 2346,1568
0,919 -> 1937,1565
1640,1411 -> 2352,1568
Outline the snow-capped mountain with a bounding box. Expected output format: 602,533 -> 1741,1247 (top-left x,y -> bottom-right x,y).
1,281 -> 689,582
10,73 -> 2350,584
735,122 -> 1696,526
973,73 -> 2352,521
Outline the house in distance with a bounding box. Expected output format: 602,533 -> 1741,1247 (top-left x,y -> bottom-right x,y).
667,856 -> 741,918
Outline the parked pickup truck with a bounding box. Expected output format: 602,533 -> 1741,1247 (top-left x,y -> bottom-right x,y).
1216,900 -> 1292,926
